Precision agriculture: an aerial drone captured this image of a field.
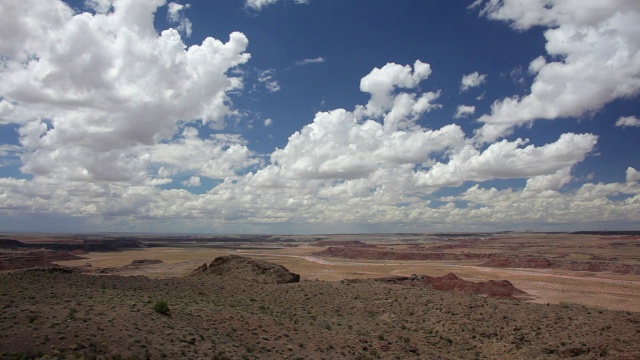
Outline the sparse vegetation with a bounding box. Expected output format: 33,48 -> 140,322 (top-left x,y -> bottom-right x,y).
153,300 -> 170,315
1,232 -> 640,359
0,268 -> 639,359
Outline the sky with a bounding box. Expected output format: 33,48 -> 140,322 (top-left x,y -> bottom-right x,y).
0,0 -> 639,234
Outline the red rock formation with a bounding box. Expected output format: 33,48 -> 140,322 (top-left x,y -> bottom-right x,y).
481,256 -> 640,275
482,257 -> 554,269
377,273 -> 527,298
314,240 -> 377,247
315,246 -> 493,261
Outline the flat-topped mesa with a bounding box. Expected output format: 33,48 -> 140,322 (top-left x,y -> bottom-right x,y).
315,246 -> 494,261
481,256 -> 640,275
129,259 -> 163,266
313,240 -> 377,247
190,255 -> 300,284
377,272 -> 528,299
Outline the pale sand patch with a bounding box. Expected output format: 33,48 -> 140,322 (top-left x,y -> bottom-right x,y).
56,247 -> 233,277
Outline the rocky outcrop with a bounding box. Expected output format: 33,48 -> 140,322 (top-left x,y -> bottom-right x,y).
0,238 -> 144,252
0,250 -> 83,271
128,259 -> 163,267
482,257 -> 554,269
314,240 -> 376,247
377,273 -> 527,298
192,255 -> 300,284
315,247 -> 494,261
96,259 -> 164,274
190,263 -> 208,275
481,256 -> 640,275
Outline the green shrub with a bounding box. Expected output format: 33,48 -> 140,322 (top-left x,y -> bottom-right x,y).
153,300 -> 170,315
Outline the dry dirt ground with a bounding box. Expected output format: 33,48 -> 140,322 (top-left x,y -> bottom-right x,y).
2,232 -> 640,359
53,233 -> 640,312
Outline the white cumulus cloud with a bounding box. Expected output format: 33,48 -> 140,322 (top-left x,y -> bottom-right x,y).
627,167 -> 640,182
615,116 -> 640,127
356,60 -> 433,118
167,2 -> 192,37
460,71 -> 487,92
454,105 -> 476,118
414,133 -> 598,189
0,0 -> 251,184
0,2 -> 636,233
182,176 -> 201,187
474,0 -> 640,142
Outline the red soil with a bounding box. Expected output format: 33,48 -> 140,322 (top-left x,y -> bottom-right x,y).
376,273 -> 528,298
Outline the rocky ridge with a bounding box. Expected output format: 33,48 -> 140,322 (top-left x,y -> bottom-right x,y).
315,246 -> 494,261
482,256 -> 640,275
190,255 -> 300,284
373,272 -> 528,298
0,250 -> 83,271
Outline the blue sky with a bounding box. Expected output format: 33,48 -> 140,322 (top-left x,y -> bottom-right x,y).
0,0 -> 639,233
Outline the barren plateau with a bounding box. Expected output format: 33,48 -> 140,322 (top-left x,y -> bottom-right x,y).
1,231 -> 640,359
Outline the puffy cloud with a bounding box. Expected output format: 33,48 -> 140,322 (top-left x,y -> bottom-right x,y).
167,2 -> 192,37
264,62 -> 457,182
474,1 -> 640,142
357,60 -> 432,118
414,133 -> 598,189
264,118 -> 273,126
477,0 -> 640,30
440,185 -> 518,206
1,0 -> 251,183
3,164 -> 638,232
524,166 -> 573,192
0,0 -> 635,236
615,115 -> 640,127
528,56 -> 546,74
436,166 -> 640,228
148,128 -> 259,179
460,71 -> 487,92
454,105 -> 475,118
167,2 -> 187,22
0,0 -> 75,60
628,167 -> 640,182
182,176 -> 201,187
271,109 -> 378,180
382,91 -> 441,133
295,57 -> 325,66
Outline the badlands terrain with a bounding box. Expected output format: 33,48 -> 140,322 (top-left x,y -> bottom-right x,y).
1,231 -> 640,359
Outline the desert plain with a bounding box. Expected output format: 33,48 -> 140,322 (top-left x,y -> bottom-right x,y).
1,231 -> 640,359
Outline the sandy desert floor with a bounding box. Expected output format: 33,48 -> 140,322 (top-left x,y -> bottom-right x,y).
3,232 -> 640,359
53,232 -> 640,312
